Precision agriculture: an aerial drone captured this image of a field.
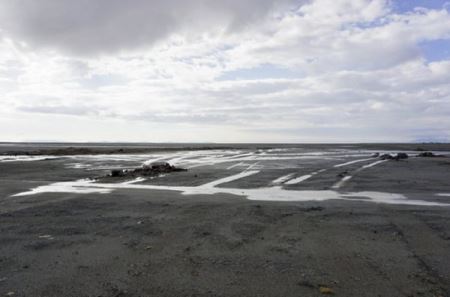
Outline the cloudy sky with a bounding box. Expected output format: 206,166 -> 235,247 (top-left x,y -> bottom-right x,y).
0,0 -> 449,143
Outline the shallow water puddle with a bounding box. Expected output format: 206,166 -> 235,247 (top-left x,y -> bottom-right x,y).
0,149 -> 369,168
334,158 -> 375,168
272,173 -> 296,185
12,170 -> 449,206
284,174 -> 313,185
0,155 -> 60,162
332,176 -> 353,189
332,160 -> 388,189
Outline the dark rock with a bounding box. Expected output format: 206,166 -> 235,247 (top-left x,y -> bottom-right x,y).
417,152 -> 436,157
379,154 -> 394,160
108,162 -> 186,179
135,162 -> 187,176
380,153 -> 408,160
110,169 -> 125,177
151,161 -> 171,168
395,153 -> 409,160
371,152 -> 380,157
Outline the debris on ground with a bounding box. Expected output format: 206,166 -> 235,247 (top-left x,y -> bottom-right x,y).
319,286 -> 334,294
108,162 -> 187,179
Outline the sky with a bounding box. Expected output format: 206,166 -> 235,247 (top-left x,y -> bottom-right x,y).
0,0 -> 449,143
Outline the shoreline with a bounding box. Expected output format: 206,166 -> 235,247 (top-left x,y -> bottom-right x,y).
2,143 -> 450,156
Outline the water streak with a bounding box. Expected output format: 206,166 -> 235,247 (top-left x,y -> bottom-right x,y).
12,171 -> 449,206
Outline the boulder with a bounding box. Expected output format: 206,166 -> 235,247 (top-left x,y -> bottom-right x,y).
380,153 -> 408,160
110,169 -> 125,177
109,162 -> 186,178
395,153 -> 409,160
379,154 -> 394,160
417,152 -> 436,157
149,162 -> 173,170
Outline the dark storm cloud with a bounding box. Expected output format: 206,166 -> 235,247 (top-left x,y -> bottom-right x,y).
0,0 -> 295,55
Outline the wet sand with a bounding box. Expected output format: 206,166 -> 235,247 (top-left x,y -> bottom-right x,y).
0,144 -> 450,296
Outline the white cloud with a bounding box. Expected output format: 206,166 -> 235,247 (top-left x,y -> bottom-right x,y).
0,0 -> 449,142
0,0 -> 296,55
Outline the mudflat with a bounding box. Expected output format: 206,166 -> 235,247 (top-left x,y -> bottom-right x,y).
0,144 -> 449,297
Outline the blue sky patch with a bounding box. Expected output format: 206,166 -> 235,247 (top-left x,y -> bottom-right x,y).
392,0 -> 448,13
419,39 -> 450,62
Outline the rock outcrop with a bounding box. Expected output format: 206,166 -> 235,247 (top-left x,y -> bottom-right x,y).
417,152 -> 437,157
108,162 -> 187,178
379,153 -> 408,161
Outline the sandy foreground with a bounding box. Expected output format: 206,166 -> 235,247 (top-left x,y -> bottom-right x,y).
0,144 -> 450,297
